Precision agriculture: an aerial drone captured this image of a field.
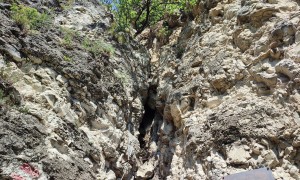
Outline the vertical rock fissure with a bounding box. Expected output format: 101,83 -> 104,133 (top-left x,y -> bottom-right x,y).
137,84 -> 158,148
138,99 -> 156,149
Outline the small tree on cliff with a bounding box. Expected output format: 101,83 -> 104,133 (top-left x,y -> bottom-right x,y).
100,0 -> 197,35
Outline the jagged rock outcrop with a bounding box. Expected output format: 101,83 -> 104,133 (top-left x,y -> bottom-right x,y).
1,0 -> 300,179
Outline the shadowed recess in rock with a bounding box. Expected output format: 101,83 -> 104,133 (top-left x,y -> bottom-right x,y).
138,103 -> 156,149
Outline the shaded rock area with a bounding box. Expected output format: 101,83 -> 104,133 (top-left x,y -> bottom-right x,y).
0,0 -> 300,179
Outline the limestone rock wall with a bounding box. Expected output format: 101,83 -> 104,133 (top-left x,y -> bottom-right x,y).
142,0 -> 300,179
0,0 -> 149,179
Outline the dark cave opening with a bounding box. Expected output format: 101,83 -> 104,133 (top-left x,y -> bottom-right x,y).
138,102 -> 156,149
138,85 -> 157,149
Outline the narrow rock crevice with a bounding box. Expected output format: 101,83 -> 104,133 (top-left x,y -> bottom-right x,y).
138,85 -> 157,149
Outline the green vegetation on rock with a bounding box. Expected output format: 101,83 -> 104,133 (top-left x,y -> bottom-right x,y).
63,55 -> 72,62
58,0 -> 75,10
82,38 -> 115,56
10,3 -> 50,31
60,27 -> 79,49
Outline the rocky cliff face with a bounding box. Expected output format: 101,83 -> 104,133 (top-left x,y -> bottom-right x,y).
139,0 -> 300,179
0,0 -> 149,179
0,0 -> 300,179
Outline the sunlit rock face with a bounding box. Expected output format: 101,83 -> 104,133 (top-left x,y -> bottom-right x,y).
141,0 -> 300,179
0,0 -> 300,179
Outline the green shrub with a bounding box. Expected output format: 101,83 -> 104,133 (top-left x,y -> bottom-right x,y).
157,26 -> 171,39
82,38 -> 115,56
60,27 -> 78,48
11,3 -> 50,30
63,55 -> 72,62
58,0 -> 74,10
17,106 -> 30,114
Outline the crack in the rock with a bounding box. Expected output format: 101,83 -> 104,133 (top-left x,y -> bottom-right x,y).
138,101 -> 156,149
